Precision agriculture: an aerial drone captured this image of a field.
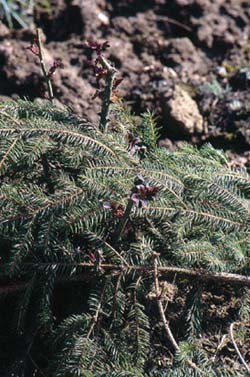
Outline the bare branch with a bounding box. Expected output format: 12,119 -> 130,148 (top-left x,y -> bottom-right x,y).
24,262 -> 250,287
229,322 -> 250,374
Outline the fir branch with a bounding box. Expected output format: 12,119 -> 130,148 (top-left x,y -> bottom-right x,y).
0,100 -> 250,375
145,206 -> 246,229
0,136 -> 19,173
0,127 -> 118,158
92,165 -> 184,189
0,110 -> 21,125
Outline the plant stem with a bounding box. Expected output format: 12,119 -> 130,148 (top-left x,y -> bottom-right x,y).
98,56 -> 117,133
112,198 -> 133,243
36,28 -> 54,103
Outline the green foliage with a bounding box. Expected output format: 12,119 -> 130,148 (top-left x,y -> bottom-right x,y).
0,100 -> 249,376
0,0 -> 50,28
199,79 -> 225,97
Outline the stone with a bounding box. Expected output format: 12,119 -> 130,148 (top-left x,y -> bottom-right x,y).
166,85 -> 203,135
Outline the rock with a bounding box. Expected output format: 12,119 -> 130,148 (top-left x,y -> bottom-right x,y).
165,85 -> 203,135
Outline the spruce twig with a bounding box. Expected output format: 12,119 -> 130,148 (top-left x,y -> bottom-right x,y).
229,322 -> 250,374
98,56 -> 117,133
36,28 -> 54,103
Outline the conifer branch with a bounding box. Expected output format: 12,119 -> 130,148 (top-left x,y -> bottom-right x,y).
0,101 -> 249,375
0,111 -> 21,125
0,127 -> 118,157
0,136 -> 19,172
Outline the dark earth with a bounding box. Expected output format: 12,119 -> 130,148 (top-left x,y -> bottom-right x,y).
0,0 -> 249,167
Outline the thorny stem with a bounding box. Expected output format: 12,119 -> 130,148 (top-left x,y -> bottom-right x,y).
36,28 -> 54,103
112,198 -> 133,244
98,56 -> 117,133
153,255 -> 204,373
229,322 -> 250,374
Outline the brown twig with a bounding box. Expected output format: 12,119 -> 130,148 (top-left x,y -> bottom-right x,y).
155,15 -> 192,32
20,262 -> 250,287
153,254 -> 203,373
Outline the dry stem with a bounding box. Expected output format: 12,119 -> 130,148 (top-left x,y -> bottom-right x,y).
229,322 -> 250,374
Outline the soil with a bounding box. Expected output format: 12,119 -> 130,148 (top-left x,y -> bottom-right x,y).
0,0 -> 249,167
